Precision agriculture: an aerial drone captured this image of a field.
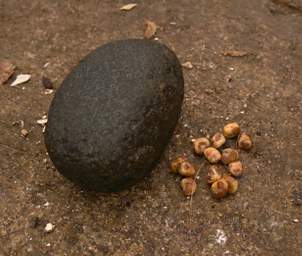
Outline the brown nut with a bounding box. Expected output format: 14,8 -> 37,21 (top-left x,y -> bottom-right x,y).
180,177 -> 197,196
211,179 -> 229,199
211,132 -> 226,149
207,165 -> 223,184
204,147 -> 222,164
193,137 -> 210,155
228,161 -> 243,177
221,148 -> 239,164
223,122 -> 240,138
237,133 -> 253,151
178,162 -> 196,177
222,175 -> 238,194
170,156 -> 186,173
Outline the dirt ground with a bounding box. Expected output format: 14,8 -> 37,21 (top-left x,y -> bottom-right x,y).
1,0 -> 302,255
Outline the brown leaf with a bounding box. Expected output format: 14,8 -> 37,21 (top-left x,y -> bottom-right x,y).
120,3 -> 137,11
223,50 -> 248,57
144,20 -> 157,39
0,60 -> 15,85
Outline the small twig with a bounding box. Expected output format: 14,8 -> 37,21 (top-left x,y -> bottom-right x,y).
189,162 -> 203,226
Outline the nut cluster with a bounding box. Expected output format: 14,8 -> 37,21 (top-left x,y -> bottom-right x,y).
170,122 -> 253,198
170,156 -> 197,196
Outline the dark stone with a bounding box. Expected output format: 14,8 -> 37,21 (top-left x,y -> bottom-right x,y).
28,216 -> 40,229
42,76 -> 54,89
45,39 -> 184,192
292,187 -> 302,206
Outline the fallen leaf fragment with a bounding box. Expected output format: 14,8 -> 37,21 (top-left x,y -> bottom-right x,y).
120,3 -> 137,11
0,60 -> 15,85
223,50 -> 248,57
10,74 -> 31,87
182,61 -> 193,69
144,20 -> 157,39
21,129 -> 29,138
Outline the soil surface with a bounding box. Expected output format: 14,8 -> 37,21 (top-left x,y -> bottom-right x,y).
1,0 -> 302,255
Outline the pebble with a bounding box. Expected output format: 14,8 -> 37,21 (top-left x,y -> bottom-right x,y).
45,223 -> 55,233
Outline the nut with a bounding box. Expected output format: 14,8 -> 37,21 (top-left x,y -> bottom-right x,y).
207,165 -> 223,184
237,133 -> 253,151
193,137 -> 210,155
178,162 -> 196,177
221,148 -> 239,164
228,161 -> 243,177
222,175 -> 238,194
211,179 -> 229,199
204,147 -> 222,164
170,156 -> 186,173
211,132 -> 226,149
223,122 -> 240,138
180,177 -> 197,196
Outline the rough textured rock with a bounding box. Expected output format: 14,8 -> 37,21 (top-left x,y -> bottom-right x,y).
45,39 -> 184,192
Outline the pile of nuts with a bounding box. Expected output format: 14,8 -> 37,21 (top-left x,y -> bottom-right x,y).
170,122 -> 253,199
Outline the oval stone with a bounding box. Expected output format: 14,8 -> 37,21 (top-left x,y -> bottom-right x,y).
45,39 -> 184,192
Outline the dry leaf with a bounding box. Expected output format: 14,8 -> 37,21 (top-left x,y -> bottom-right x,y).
223,50 -> 248,57
120,3 -> 137,11
0,60 -> 15,85
182,62 -> 193,69
144,20 -> 157,39
10,74 -> 31,86
21,129 -> 29,138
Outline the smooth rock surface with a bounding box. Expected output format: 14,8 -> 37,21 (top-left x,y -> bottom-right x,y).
45,39 -> 184,192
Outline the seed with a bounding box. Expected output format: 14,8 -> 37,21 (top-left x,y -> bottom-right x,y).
211,132 -> 226,149
170,156 -> 186,173
228,161 -> 243,177
193,137 -> 210,155
221,148 -> 239,164
178,162 -> 196,177
222,175 -> 238,194
211,179 -> 229,199
237,132 -> 253,151
207,165 -> 223,184
204,147 -> 222,164
180,177 -> 197,196
223,122 -> 240,138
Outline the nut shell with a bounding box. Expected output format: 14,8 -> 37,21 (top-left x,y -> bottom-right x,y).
180,177 -> 197,196
211,179 -> 229,199
170,156 -> 186,173
222,175 -> 238,194
178,162 -> 196,177
237,133 -> 253,151
211,132 -> 226,149
193,137 -> 210,155
223,122 -> 240,138
204,147 -> 222,164
221,148 -> 239,164
207,165 -> 223,184
228,161 -> 243,177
